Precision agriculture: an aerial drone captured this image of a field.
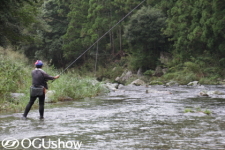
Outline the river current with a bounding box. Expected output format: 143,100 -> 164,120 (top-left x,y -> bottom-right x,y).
1,85 -> 225,149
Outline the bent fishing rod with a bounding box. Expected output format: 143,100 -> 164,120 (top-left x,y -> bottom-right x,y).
59,0 -> 146,76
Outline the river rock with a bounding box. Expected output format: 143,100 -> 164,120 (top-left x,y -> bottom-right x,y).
165,81 -> 179,87
115,77 -> 120,82
45,90 -> 56,103
131,79 -> 146,86
118,84 -> 124,89
199,91 -> 209,97
115,70 -> 133,84
105,83 -> 119,91
187,81 -> 199,86
121,70 -> 132,80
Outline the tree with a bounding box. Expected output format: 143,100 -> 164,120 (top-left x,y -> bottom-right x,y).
19,0 -> 70,67
35,0 -> 69,67
148,0 -> 225,65
62,0 -> 145,68
124,6 -> 168,71
0,0 -> 43,46
62,0 -> 89,65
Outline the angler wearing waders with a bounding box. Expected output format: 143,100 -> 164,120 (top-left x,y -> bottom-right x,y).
22,60 -> 60,119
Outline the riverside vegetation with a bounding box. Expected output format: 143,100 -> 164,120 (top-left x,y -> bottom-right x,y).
1,46 -> 225,112
0,47 -> 106,112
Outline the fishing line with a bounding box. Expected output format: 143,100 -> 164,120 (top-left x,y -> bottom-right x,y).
60,0 -> 146,75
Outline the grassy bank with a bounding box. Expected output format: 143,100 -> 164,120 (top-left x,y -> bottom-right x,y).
0,47 -> 107,112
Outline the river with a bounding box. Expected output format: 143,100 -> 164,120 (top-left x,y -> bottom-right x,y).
1,85 -> 225,149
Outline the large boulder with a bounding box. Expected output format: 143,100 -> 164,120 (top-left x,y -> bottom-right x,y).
121,70 -> 133,81
115,70 -> 133,84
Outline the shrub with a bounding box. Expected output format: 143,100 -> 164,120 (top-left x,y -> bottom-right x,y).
144,70 -> 154,76
50,72 -> 107,101
0,47 -> 30,99
0,47 -> 31,111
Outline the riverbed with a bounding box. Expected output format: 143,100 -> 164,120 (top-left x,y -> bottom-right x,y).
1,85 -> 225,149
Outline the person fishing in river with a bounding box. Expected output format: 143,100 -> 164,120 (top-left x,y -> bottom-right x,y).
22,60 -> 60,120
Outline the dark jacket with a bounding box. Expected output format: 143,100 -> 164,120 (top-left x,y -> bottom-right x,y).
32,68 -> 55,89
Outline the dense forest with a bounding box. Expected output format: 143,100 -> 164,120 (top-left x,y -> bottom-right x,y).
1,0 -> 225,84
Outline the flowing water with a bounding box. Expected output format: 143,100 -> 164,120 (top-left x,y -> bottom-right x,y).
1,85 -> 225,149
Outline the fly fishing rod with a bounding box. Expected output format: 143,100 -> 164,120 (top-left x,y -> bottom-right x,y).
59,0 -> 146,75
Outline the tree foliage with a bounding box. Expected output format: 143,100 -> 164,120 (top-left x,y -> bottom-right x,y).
1,0 -> 225,77
124,6 -> 168,70
0,0 -> 43,46
35,0 -> 69,67
149,0 -> 225,64
62,0 -> 89,64
62,0 -> 145,67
